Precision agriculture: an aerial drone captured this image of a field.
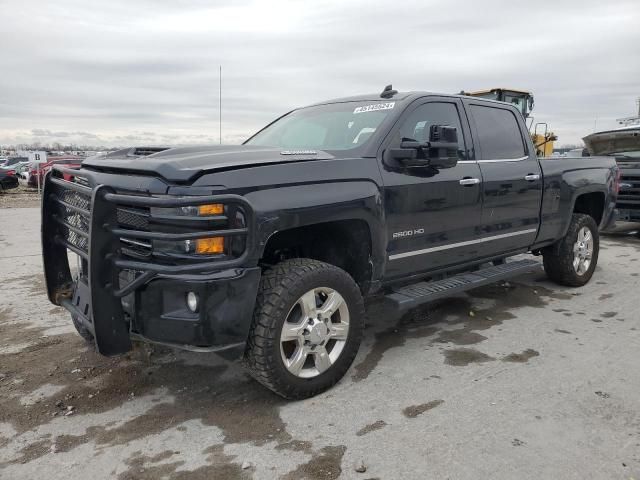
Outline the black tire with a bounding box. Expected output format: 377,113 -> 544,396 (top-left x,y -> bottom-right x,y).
543,213 -> 599,287
71,314 -> 94,343
244,258 -> 365,399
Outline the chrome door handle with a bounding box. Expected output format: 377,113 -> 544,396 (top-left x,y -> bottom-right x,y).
524,174 -> 540,181
459,178 -> 480,186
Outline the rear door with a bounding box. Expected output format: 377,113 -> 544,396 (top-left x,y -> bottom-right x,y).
380,97 -> 484,280
464,101 -> 542,256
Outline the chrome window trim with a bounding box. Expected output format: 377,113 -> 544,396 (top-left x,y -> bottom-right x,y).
458,156 -> 529,164
389,228 -> 538,260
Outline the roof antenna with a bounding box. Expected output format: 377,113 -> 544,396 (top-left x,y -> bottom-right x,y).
380,84 -> 398,99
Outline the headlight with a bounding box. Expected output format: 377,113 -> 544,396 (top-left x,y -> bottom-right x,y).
152,237 -> 225,255
150,203 -> 224,217
150,203 -> 227,255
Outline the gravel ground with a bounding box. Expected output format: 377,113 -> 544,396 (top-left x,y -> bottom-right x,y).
1,207 -> 639,480
0,184 -> 42,209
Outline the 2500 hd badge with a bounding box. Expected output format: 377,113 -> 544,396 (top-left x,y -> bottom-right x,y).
392,228 -> 425,239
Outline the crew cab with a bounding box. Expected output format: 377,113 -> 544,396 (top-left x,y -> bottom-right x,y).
42,87 -> 618,398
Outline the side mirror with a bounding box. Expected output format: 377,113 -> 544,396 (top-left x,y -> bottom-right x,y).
427,125 -> 459,169
388,140 -> 427,166
387,125 -> 459,169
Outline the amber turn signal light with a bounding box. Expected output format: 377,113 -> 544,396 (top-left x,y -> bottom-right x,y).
198,204 -> 224,215
195,236 -> 224,254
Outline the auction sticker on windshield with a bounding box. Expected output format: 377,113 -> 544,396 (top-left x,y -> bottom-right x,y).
353,102 -> 395,114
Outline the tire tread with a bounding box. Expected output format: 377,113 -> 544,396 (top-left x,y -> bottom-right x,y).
244,258 -> 364,399
543,213 -> 599,287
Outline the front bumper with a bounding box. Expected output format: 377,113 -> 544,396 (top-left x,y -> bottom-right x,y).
42,166 -> 259,356
126,267 -> 261,351
602,208 -> 640,232
615,207 -> 640,223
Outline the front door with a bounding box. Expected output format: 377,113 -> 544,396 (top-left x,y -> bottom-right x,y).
379,98 -> 484,280
465,101 -> 542,257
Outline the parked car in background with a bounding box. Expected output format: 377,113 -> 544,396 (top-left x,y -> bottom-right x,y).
11,161 -> 31,178
0,168 -> 19,192
1,159 -> 30,177
0,156 -> 28,168
566,148 -> 590,157
584,125 -> 640,226
28,156 -> 84,187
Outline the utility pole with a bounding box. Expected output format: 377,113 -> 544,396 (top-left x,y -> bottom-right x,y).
219,65 -> 222,144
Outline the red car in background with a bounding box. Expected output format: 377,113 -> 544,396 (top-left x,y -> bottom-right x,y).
27,156 -> 84,187
0,168 -> 19,192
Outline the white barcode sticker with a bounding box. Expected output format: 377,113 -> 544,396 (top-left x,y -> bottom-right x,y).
353,102 -> 395,114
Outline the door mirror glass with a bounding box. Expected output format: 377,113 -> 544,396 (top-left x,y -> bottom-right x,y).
388,140 -> 425,165
388,126 -> 459,168
427,125 -> 458,169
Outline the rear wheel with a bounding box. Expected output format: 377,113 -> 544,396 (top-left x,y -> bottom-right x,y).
244,259 -> 364,399
543,213 -> 599,287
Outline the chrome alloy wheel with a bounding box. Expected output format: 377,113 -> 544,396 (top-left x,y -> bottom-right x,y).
573,226 -> 594,275
280,287 -> 350,378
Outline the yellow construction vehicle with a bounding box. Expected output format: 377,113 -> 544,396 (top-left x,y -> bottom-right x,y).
461,88 -> 557,157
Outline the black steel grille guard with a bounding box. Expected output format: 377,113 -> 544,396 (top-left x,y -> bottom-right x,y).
42,165 -> 255,355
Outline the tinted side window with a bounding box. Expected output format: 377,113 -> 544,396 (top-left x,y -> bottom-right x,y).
397,102 -> 467,160
470,105 -> 526,159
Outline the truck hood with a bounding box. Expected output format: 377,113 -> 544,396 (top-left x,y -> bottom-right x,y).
81,145 -> 334,182
583,127 -> 640,156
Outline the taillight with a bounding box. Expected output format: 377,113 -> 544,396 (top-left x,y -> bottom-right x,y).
6,170 -> 15,176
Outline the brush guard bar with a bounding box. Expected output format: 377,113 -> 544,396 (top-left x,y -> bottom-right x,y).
42,166 -> 255,355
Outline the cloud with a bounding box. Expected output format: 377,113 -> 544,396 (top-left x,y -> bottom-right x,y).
1,0 -> 638,147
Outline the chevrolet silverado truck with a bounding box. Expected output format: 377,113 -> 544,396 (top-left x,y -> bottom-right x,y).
42,87 -> 619,399
584,125 -> 640,227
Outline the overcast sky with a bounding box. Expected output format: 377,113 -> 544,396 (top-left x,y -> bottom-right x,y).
1,0 -> 638,148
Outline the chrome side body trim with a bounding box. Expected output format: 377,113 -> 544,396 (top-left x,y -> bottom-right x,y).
389,228 -> 538,260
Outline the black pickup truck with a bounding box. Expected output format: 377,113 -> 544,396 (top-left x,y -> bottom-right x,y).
42,87 -> 618,398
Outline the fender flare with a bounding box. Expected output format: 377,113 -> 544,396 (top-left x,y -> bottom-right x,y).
244,180 -> 386,283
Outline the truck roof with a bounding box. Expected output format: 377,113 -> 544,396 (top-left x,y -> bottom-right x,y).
305,91 -> 510,109
467,87 -> 532,95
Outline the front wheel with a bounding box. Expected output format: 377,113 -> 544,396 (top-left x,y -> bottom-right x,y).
543,213 -> 599,287
244,259 -> 364,399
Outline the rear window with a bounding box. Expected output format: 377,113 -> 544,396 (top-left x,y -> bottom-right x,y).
470,105 -> 526,159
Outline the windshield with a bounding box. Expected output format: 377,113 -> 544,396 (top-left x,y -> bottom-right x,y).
245,101 -> 396,151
